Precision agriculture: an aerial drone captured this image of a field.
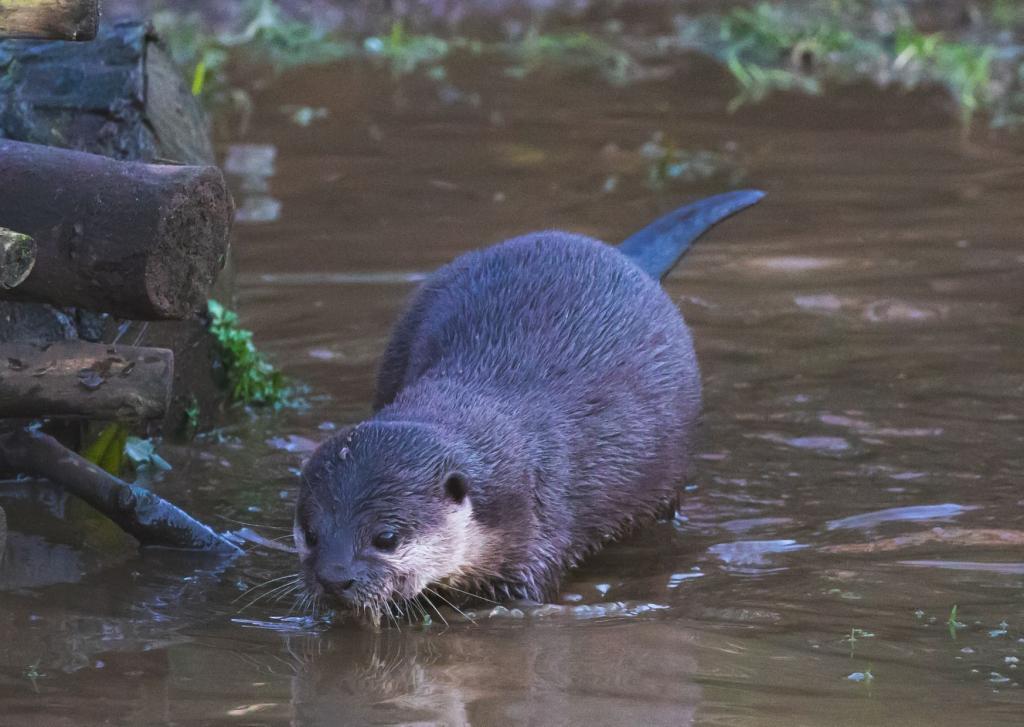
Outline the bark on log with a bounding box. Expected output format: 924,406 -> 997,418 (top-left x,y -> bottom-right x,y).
0,503 -> 6,561
0,139 -> 233,320
0,226 -> 35,290
0,0 -> 99,41
0,428 -> 242,552
0,341 -> 173,420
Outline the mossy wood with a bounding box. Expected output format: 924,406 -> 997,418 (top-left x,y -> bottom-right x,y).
0,0 -> 98,41
0,341 -> 173,420
0,139 -> 233,320
0,429 -> 241,552
0,226 -> 35,290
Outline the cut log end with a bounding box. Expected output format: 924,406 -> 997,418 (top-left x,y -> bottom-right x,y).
149,167 -> 234,319
0,0 -> 99,41
0,227 -> 36,290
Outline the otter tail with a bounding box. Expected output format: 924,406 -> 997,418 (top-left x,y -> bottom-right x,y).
618,190 -> 765,280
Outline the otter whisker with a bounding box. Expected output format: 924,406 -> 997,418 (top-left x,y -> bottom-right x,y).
286,592 -> 304,617
383,598 -> 402,630
403,595 -> 427,625
441,584 -> 498,606
232,573 -> 301,603
420,592 -> 449,627
271,583 -> 303,605
237,577 -> 303,613
424,586 -> 477,625
216,514 -> 292,532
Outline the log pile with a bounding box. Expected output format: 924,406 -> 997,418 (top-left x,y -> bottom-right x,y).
0,10 -> 241,554
0,19 -> 234,430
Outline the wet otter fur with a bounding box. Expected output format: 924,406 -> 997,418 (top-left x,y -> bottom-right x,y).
296,191 -> 764,621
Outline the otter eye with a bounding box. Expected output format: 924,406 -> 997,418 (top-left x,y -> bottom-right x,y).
302,524 -> 319,548
373,531 -> 399,552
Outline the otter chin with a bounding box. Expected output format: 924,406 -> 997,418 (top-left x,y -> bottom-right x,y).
295,191 -> 764,622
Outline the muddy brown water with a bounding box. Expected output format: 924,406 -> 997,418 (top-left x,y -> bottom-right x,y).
2,56 -> 1023,726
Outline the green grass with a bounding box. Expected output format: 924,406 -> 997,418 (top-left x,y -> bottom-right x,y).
155,0 -> 353,104
703,1 -> 1011,124
506,30 -> 638,85
207,299 -> 290,408
151,0 -> 1024,129
363,21 -> 452,78
893,28 -> 995,124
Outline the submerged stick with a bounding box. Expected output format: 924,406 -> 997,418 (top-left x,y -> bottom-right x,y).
0,429 -> 242,553
0,227 -> 36,290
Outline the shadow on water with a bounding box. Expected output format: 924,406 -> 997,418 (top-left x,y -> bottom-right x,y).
2,36 -> 1023,727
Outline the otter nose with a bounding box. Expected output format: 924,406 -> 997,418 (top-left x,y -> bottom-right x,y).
315,561 -> 358,597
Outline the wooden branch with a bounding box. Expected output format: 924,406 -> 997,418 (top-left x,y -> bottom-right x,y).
0,429 -> 242,552
0,504 -> 6,561
0,0 -> 99,41
0,139 -> 234,320
0,341 -> 173,421
0,227 -> 36,290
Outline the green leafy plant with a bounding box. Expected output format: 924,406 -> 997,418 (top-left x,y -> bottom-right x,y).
726,56 -> 821,111
182,397 -> 201,439
893,29 -> 994,124
207,299 -> 289,407
83,425 -> 172,478
700,1 -> 1015,125
124,437 -> 172,473
509,30 -> 638,85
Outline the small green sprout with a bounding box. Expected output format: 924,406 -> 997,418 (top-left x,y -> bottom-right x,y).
843,627 -> 876,656
183,397 -> 201,439
24,660 -> 44,692
947,604 -> 966,639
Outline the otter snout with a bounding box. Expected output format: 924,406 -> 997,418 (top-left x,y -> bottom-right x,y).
313,559 -> 364,604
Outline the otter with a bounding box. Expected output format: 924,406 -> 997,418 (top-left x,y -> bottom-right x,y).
296,190 -> 764,622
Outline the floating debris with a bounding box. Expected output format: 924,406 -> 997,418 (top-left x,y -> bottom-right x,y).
826,503 -> 979,531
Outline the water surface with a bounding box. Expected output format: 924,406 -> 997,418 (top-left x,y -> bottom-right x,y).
2,55 -> 1023,726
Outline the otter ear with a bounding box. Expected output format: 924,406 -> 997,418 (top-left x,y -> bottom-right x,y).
443,473 -> 469,504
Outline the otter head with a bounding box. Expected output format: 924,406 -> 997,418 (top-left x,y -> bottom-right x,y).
295,421 -> 492,620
